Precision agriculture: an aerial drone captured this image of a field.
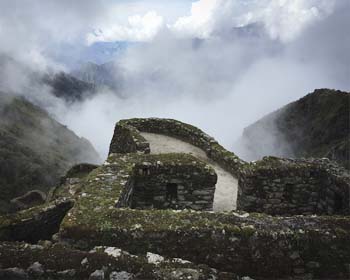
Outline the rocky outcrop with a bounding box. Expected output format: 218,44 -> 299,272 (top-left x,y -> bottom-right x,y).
10,190 -> 47,211
0,94 -> 100,214
240,89 -> 350,169
63,163 -> 100,181
238,157 -> 350,215
0,242 -> 237,279
48,164 -> 100,203
0,199 -> 74,243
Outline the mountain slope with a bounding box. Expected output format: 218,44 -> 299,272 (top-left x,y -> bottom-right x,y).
0,94 -> 100,213
240,89 -> 350,169
72,61 -> 120,92
43,72 -> 96,103
0,54 -> 97,104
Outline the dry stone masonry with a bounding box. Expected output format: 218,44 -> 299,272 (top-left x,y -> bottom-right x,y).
0,118 -> 349,280
238,157 -> 350,215
118,157 -> 217,211
109,118 -> 244,177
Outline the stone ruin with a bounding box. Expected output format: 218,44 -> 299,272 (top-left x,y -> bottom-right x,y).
117,159 -> 217,211
238,157 -> 350,215
0,118 -> 349,280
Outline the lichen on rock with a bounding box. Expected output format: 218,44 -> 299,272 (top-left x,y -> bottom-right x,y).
1,117 -> 350,280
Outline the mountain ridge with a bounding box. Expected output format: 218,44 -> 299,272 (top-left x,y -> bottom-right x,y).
240,88 -> 350,169
0,93 -> 100,213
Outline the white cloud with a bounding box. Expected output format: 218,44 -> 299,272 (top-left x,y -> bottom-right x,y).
170,0 -> 335,42
0,0 -> 107,70
87,11 -> 164,44
255,0 -> 335,42
83,0 -> 335,44
1,0 -> 348,161
171,0 -> 222,38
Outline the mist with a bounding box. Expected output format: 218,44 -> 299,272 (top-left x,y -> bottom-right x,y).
0,0 -> 349,160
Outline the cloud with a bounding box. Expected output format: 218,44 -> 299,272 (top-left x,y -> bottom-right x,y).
257,0 -> 335,42
0,0 -> 107,71
87,11 -> 164,45
63,0 -> 349,159
171,0 -> 221,38
87,0 -> 336,44
171,0 -> 336,42
0,0 -> 349,161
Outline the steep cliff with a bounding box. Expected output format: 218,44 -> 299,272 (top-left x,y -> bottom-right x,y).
0,94 -> 100,213
240,89 -> 349,169
43,72 -> 96,103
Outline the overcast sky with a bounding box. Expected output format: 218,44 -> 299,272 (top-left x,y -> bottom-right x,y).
0,0 -> 349,158
0,0 -> 346,62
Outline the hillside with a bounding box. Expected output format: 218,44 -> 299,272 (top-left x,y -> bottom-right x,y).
72,61 -> 120,92
240,89 -> 350,169
0,94 -> 100,213
0,54 -> 96,104
43,72 -> 96,103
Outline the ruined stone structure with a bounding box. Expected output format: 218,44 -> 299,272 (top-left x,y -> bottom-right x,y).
0,118 -> 349,280
109,118 -> 241,212
238,157 -> 350,215
117,157 -> 217,211
109,118 -> 244,176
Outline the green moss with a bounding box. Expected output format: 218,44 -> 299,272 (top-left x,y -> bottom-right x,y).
61,152 -> 219,233
0,201 -> 57,228
115,118 -> 245,177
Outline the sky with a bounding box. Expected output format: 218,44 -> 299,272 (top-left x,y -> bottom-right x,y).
0,0 -> 349,159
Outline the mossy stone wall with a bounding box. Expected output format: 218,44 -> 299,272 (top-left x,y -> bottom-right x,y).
128,160 -> 217,211
109,118 -> 245,176
109,123 -> 150,154
238,157 -> 350,215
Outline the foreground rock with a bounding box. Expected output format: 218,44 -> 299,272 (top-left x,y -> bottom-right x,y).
0,199 -> 73,243
0,242 -> 237,279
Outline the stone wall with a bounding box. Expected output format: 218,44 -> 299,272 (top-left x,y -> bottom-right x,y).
130,159 -> 216,211
116,154 -> 217,211
109,123 -> 150,154
109,118 -> 245,176
62,211 -> 350,279
0,242 -> 237,279
238,157 -> 350,215
58,153 -> 350,279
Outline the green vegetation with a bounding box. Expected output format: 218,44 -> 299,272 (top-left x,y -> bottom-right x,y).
0,94 -> 100,213
242,89 -> 350,169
